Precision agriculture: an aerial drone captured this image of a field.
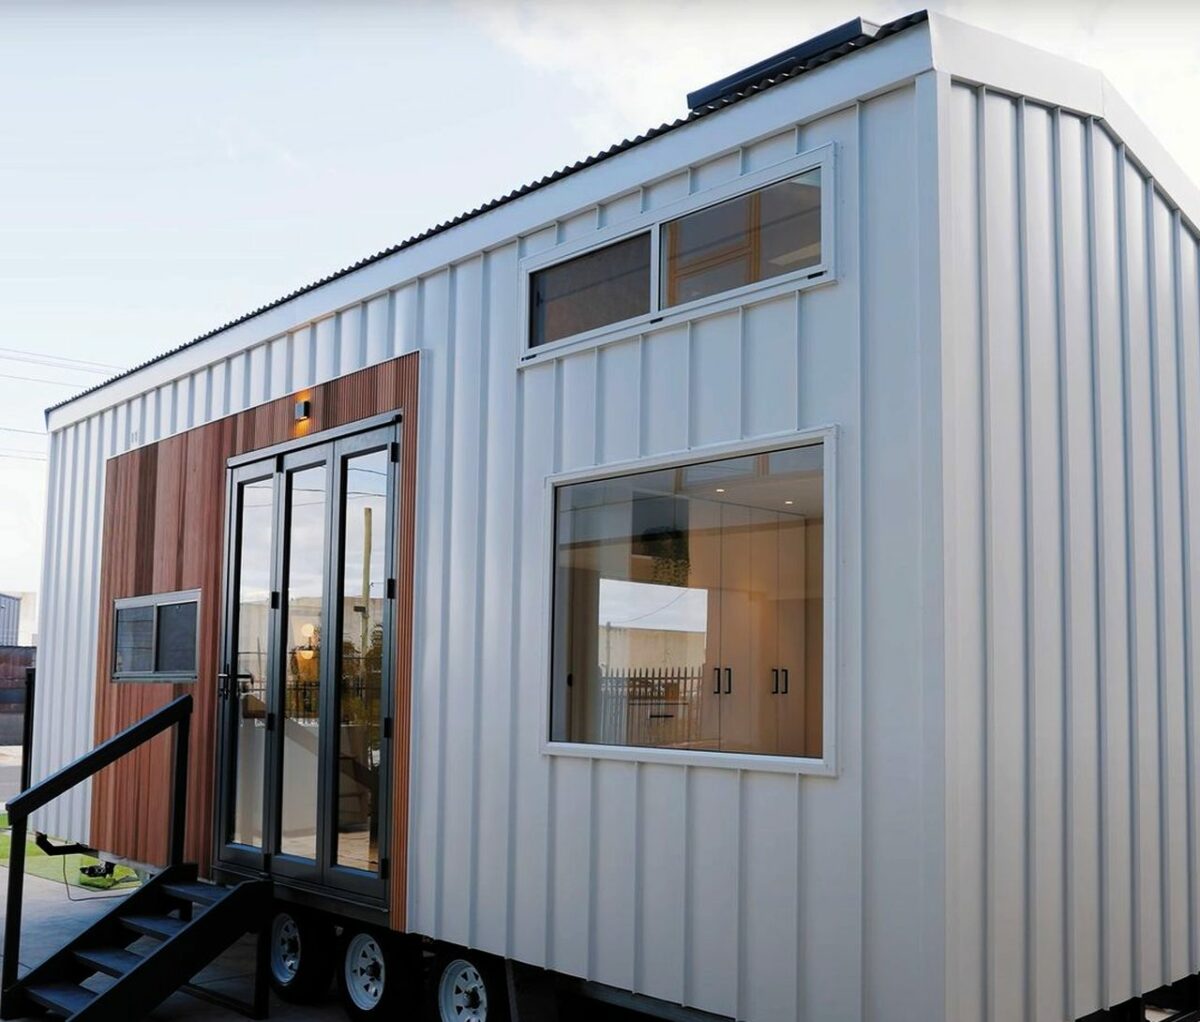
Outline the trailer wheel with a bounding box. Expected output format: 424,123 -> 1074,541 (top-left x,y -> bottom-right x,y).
336,927 -> 417,1019
429,950 -> 510,1022
268,908 -> 334,1001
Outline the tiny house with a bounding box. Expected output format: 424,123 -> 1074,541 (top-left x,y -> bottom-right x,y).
20,11 -> 1200,1022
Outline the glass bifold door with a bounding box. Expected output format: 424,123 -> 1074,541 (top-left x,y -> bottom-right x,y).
217,424 -> 398,901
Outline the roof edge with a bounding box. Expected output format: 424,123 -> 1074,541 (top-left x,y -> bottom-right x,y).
45,10 -> 930,424
926,11 -> 1200,235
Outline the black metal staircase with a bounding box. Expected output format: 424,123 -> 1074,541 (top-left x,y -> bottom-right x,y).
2,695 -> 273,1020
9,864 -> 270,1020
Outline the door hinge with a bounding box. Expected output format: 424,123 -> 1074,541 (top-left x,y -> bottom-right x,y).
266,712 -> 276,732
383,717 -> 393,740
390,441 -> 400,463
386,578 -> 396,600
271,591 -> 280,609
262,852 -> 272,871
380,857 -> 389,881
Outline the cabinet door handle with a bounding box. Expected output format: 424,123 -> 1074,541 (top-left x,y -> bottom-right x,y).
713,667 -> 722,695
724,667 -> 732,694
771,668 -> 779,694
781,668 -> 789,695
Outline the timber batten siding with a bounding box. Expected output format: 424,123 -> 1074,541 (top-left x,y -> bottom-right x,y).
89,353 -> 419,925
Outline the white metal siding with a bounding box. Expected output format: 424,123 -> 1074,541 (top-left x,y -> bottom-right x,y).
942,82 -> 1200,1022
32,74 -> 944,1021
403,86 -> 940,1022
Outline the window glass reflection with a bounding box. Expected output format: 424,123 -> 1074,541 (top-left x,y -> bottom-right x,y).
231,476 -> 274,848
335,448 -> 389,874
551,444 -> 824,758
279,465 -> 327,862
661,168 -> 822,308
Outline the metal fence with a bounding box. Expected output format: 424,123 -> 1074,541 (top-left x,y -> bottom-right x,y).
596,665 -> 706,748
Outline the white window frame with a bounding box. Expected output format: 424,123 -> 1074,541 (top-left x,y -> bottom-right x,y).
539,427 -> 839,777
518,142 -> 836,366
112,589 -> 201,683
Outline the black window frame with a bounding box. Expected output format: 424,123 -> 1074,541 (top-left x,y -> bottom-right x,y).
112,589 -> 201,683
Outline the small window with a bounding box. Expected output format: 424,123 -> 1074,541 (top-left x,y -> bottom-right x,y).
529,232 -> 651,348
113,591 -> 200,681
661,167 -> 821,308
522,148 -> 833,357
550,442 -> 826,760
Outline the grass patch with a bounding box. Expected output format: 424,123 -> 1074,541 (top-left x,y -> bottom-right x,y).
0,816 -> 140,890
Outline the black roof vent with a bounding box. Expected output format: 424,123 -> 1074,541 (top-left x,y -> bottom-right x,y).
686,16 -> 881,110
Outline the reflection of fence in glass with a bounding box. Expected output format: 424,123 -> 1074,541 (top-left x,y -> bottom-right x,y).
234,651 -> 381,725
597,665 -> 705,748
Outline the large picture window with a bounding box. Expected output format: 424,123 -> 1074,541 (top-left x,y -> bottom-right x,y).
113,590 -> 200,682
550,443 -> 826,760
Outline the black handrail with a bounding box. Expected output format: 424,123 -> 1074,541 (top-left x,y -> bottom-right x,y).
2,694 -> 192,1002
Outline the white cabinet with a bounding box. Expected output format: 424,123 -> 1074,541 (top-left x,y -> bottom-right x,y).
704,506 -> 822,757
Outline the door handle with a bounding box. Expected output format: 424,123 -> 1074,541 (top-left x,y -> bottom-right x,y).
713,668 -> 721,695
771,668 -> 779,694
724,667 -> 732,695
781,668 -> 789,695
217,672 -> 254,698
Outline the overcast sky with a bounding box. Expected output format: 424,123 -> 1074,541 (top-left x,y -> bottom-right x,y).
2,0 -> 1199,600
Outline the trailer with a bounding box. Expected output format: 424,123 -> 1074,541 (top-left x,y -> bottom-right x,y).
13,10 -> 1200,1022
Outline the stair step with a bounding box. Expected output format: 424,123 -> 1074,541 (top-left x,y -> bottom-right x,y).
161,880 -> 225,906
73,945 -> 145,977
119,913 -> 187,940
24,980 -> 95,1017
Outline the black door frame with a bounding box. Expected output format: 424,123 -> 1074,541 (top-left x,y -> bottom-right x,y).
214,415 -> 401,907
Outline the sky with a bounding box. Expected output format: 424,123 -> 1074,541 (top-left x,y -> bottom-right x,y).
2,0 -> 1200,606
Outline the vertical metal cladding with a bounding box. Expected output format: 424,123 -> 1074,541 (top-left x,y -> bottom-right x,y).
943,82 -> 1200,1022
404,85 -> 940,1022
34,79 -> 944,1022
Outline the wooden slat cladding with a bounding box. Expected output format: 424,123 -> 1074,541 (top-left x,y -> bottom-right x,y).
91,353 -> 420,930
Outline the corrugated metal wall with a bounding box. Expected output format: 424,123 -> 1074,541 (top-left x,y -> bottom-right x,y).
402,83 -> 941,1022
0,593 -> 19,645
33,75 -> 944,1022
943,83 -> 1200,1022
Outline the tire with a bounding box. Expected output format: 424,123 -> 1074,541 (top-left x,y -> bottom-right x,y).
427,949 -> 511,1022
336,927 -> 419,1020
267,907 -> 335,1002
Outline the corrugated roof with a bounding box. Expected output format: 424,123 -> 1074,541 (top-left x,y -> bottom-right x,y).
48,9 -> 927,417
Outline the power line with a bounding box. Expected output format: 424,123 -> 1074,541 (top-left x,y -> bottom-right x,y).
0,356 -> 113,377
0,452 -> 47,463
0,372 -> 84,389
0,346 -> 123,373
0,426 -> 45,437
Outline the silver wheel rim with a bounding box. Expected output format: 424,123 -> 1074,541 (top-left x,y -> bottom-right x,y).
270,913 -> 301,985
438,959 -> 488,1022
344,933 -> 386,1011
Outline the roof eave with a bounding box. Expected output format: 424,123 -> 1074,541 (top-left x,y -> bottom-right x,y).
45,11 -> 935,433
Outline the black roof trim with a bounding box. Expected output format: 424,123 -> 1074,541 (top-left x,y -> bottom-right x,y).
48,10 -> 927,418
687,17 -> 881,110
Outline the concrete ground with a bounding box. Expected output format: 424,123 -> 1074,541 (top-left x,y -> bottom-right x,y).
0,867 -> 346,1020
